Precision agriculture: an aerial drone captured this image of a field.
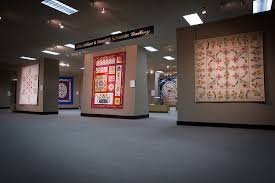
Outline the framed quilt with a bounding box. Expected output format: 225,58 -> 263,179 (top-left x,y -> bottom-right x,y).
159,77 -> 177,106
19,64 -> 39,105
92,52 -> 126,108
194,32 -> 265,102
58,77 -> 74,105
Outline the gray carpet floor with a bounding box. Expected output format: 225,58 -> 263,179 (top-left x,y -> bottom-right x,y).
0,109 -> 274,183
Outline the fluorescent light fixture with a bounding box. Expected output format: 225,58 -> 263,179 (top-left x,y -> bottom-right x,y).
41,0 -> 78,15
144,46 -> 158,52
42,50 -> 60,55
59,62 -> 69,67
110,31 -> 122,35
163,56 -> 175,61
64,44 -> 75,49
12,78 -> 18,81
80,67 -> 84,70
253,0 -> 273,14
183,13 -> 203,26
20,56 -> 36,61
156,71 -> 164,73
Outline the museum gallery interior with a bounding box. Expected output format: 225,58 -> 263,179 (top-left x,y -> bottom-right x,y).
0,1 -> 275,183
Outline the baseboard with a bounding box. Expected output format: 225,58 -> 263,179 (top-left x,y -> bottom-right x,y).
14,111 -> 59,115
149,111 -> 169,113
59,107 -> 80,110
177,121 -> 275,130
0,107 -> 10,109
81,113 -> 149,119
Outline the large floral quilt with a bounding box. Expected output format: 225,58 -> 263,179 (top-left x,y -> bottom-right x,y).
194,32 -> 265,102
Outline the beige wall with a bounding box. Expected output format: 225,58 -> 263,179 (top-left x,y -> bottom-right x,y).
16,58 -> 59,113
58,74 -> 82,109
177,11 -> 275,125
81,45 -> 148,117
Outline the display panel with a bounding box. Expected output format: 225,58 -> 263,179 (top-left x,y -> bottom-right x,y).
195,32 -> 265,102
19,64 -> 39,105
92,52 -> 126,108
159,77 -> 177,106
58,77 -> 73,105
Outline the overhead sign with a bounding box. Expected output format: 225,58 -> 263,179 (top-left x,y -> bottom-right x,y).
75,26 -> 154,50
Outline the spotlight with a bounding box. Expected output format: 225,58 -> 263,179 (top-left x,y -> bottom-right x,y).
59,23 -> 64,29
201,7 -> 207,14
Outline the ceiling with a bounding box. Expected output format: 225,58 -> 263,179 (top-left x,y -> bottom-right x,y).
0,0 -> 265,75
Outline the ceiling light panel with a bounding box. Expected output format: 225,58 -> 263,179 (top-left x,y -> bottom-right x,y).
110,31 -> 122,35
20,56 -> 36,61
253,0 -> 273,14
163,56 -> 175,61
64,44 -> 75,49
183,13 -> 203,26
42,50 -> 60,55
144,46 -> 158,52
41,0 -> 78,15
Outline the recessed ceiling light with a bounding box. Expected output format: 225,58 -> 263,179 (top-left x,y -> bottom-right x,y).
202,8 -> 207,15
41,0 -> 78,15
163,56 -> 175,61
64,44 -> 75,49
59,23 -> 64,29
150,70 -> 154,74
166,65 -> 170,69
253,0 -> 273,14
110,31 -> 122,35
183,13 -> 203,26
156,71 -> 164,73
144,46 -> 158,52
80,67 -> 84,70
42,50 -> 60,55
20,56 -> 37,61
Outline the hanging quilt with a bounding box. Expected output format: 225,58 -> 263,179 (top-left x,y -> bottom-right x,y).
19,64 -> 39,105
92,52 -> 126,108
59,77 -> 73,105
194,32 -> 265,102
159,77 -> 177,106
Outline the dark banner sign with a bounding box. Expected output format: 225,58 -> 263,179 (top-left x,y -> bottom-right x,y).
75,26 -> 154,50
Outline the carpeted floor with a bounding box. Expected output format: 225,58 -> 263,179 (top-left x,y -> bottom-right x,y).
0,109 -> 274,183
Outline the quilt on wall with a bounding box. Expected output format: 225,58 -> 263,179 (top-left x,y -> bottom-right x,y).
159,77 -> 177,106
194,32 -> 265,102
59,77 -> 73,105
92,52 -> 126,108
19,64 -> 39,105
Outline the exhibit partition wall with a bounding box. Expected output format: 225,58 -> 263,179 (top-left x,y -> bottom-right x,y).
177,11 -> 275,126
58,75 -> 82,109
0,70 -> 13,109
81,45 -> 149,119
15,58 -> 59,114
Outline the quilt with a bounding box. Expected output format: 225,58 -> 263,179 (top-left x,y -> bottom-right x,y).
19,64 -> 39,105
59,77 -> 73,105
194,32 -> 265,102
159,77 -> 177,106
92,52 -> 126,108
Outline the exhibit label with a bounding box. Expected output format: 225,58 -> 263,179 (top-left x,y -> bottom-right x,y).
75,26 -> 154,50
